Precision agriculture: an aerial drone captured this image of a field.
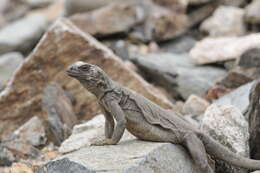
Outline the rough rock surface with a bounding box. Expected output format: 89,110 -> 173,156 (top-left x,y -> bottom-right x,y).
42,83 -> 77,146
245,0 -> 260,24
182,94 -> 209,115
64,0 -> 128,16
215,81 -> 257,113
0,18 -> 172,139
70,1 -> 188,41
200,6 -> 245,37
70,2 -> 146,36
55,115 -> 201,173
246,80 -> 260,159
0,52 -> 24,88
188,0 -> 212,5
59,115 -> 134,154
190,34 -> 260,64
201,104 -> 249,173
132,53 -> 226,99
0,14 -> 48,55
13,116 -> 47,147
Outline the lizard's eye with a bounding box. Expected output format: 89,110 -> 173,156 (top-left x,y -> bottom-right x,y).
79,65 -> 90,71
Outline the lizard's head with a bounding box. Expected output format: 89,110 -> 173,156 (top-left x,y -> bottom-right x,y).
66,61 -> 112,94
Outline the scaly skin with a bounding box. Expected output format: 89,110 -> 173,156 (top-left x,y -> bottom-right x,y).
66,61 -> 260,173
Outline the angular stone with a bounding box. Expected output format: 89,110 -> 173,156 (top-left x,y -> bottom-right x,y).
246,80 -> 260,159
215,81 -> 256,113
152,0 -> 187,13
2,140 -> 40,160
10,163 -> 34,173
0,14 -> 48,55
216,71 -> 253,89
138,4 -> 188,41
57,115 -> 201,173
0,18 -> 172,138
200,6 -> 245,37
64,0 -> 128,16
70,2 -> 146,36
182,94 -> 210,116
0,0 -> 29,24
245,0 -> 260,24
70,1 -> 188,41
190,34 -> 260,64
36,158 -> 96,173
0,144 -> 16,166
42,83 -> 78,146
0,52 -> 24,88
201,104 -> 249,173
238,48 -> 260,68
160,35 -> 196,54
132,53 -> 226,99
13,116 -> 47,147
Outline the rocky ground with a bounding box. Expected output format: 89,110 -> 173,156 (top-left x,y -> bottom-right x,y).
1,0 -> 260,172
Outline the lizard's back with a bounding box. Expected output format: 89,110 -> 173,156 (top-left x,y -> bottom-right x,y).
117,84 -> 197,142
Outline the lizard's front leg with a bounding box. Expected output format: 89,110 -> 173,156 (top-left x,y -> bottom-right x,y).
91,101 -> 126,146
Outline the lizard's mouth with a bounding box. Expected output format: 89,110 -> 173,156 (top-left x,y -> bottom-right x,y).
66,69 -> 81,78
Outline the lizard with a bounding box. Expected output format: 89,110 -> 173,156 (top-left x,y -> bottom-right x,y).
66,61 -> 260,173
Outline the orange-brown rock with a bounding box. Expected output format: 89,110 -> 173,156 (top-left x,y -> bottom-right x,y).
0,18 -> 173,138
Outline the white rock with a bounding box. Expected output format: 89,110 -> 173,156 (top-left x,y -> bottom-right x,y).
0,52 -> 24,87
182,94 -> 210,115
57,115 -> 202,173
13,116 -> 47,147
245,0 -> 260,24
190,33 -> 260,64
0,14 -> 48,54
201,104 -> 249,173
59,115 -> 134,154
200,6 -> 245,37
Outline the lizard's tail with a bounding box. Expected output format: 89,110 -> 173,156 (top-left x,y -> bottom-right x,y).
199,132 -> 260,170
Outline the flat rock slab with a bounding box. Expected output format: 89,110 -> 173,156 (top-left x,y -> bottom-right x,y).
44,141 -> 199,173
190,34 -> 260,64
0,14 -> 48,55
132,53 -> 225,99
0,18 -> 172,138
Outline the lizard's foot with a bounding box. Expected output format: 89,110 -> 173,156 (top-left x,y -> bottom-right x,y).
90,138 -> 116,146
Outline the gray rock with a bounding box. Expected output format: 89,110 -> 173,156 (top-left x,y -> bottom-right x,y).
13,116 -> 47,147
58,115 -> 202,172
201,104 -> 249,173
0,14 -> 48,55
238,48 -> 260,68
246,80 -> 260,159
0,144 -> 16,166
215,81 -> 257,113
160,36 -> 196,54
200,6 -> 245,37
132,53 -> 226,99
36,158 -> 96,173
245,0 -> 260,24
251,171 -> 260,173
42,83 -> 78,146
0,52 -> 24,87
